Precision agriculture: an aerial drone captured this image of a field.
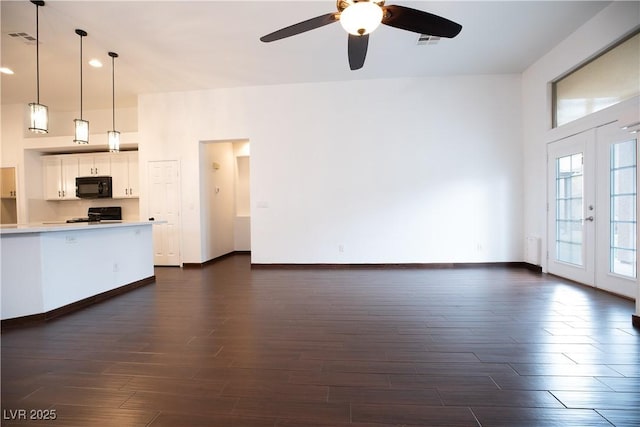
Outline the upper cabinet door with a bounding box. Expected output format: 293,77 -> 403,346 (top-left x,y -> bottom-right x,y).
93,155 -> 111,176
77,154 -> 111,177
128,152 -> 139,197
42,156 -> 79,200
111,151 -> 139,198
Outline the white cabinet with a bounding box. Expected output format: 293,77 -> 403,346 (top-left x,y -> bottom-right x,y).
111,151 -> 139,198
42,155 -> 78,200
78,153 -> 111,177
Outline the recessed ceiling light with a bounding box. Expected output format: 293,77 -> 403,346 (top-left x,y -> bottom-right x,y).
89,59 -> 102,68
0,67 -> 14,75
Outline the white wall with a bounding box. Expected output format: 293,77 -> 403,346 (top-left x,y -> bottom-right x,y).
522,1 -> 640,271
233,141 -> 251,251
139,74 -> 523,264
200,141 -> 235,261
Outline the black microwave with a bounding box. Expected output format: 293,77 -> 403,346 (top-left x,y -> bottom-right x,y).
76,176 -> 112,199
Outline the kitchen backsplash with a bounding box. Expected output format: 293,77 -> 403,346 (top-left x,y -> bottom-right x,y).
29,198 -> 139,223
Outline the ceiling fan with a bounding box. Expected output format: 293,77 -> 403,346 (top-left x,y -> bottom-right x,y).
260,0 -> 462,70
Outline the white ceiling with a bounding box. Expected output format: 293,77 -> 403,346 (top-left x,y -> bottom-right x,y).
1,1 -> 610,112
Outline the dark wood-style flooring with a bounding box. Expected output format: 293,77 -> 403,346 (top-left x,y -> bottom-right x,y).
2,254 -> 639,426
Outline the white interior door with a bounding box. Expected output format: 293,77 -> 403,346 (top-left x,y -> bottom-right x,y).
148,160 -> 181,266
547,130 -> 596,285
595,123 -> 637,298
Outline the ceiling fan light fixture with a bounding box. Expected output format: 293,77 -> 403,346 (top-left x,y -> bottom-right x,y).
339,1 -> 383,36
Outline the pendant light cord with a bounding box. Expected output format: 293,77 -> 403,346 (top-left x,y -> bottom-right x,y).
79,33 -> 83,120
35,3 -> 40,103
111,54 -> 115,131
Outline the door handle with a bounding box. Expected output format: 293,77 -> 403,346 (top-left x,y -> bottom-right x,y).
585,216 -> 594,222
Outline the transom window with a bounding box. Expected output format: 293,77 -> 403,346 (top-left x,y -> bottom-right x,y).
553,32 -> 640,128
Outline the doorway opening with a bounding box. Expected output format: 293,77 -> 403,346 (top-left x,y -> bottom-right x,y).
199,139 -> 250,262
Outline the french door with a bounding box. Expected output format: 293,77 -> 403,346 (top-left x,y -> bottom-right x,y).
548,130 -> 596,285
547,123 -> 638,298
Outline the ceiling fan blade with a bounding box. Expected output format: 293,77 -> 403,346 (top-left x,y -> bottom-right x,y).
260,12 -> 338,42
348,34 -> 369,70
382,5 -> 462,38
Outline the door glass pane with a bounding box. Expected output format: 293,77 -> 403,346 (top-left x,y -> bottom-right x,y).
556,153 -> 584,265
610,140 -> 637,278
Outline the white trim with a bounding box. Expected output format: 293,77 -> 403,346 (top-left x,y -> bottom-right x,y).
546,96 -> 640,145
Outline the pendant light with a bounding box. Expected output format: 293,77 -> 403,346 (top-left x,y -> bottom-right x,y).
28,0 -> 47,134
73,29 -> 89,144
107,52 -> 120,152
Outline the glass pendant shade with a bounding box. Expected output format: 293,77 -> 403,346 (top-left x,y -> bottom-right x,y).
107,51 -> 120,152
340,1 -> 383,36
28,103 -> 48,133
74,119 -> 89,144
108,130 -> 120,152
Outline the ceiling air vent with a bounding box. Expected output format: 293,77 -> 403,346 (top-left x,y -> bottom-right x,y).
417,34 -> 440,46
9,32 -> 37,44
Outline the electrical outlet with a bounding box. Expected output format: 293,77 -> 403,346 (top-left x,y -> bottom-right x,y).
113,263 -> 119,272
338,244 -> 344,253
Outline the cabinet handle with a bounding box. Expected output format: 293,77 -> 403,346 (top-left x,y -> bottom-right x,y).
129,188 -> 133,195
95,167 -> 98,174
58,191 -> 61,197
125,188 -> 129,195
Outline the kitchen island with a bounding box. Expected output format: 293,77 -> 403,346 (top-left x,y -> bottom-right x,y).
1,221 -> 156,324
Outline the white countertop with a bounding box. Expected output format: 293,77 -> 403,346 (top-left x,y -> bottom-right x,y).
0,220 -> 158,235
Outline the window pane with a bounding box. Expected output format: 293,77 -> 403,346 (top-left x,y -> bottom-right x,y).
554,32 -> 640,127
558,156 -> 571,174
612,168 -> 636,195
612,248 -> 637,278
556,153 -> 583,266
571,153 -> 583,173
613,140 -> 636,168
558,242 -> 582,265
612,195 -> 636,222
610,140 -> 637,278
612,222 -> 636,251
570,175 -> 583,197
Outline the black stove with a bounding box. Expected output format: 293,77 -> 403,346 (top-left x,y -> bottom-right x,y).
67,206 -> 122,223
